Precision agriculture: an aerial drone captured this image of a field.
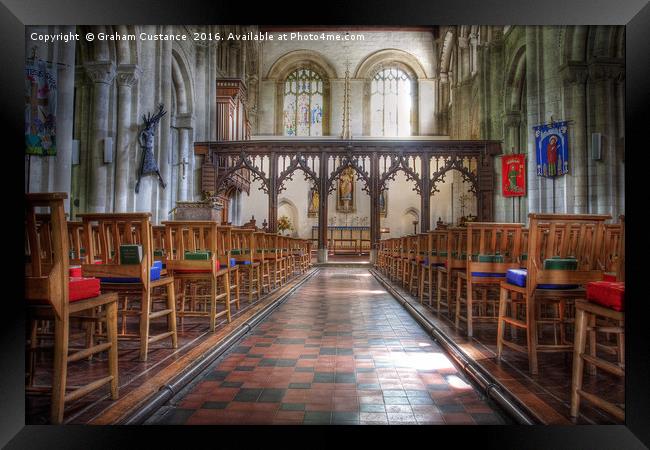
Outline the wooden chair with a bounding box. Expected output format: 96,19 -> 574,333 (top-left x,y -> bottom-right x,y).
455,223 -> 523,337
162,221 -> 231,332
231,227 -> 261,303
217,225 -> 240,311
25,193 -> 119,424
152,225 -> 166,262
78,213 -> 178,361
496,214 -> 610,374
419,230 -> 447,307
265,233 -> 286,289
571,216 -> 625,421
408,234 -> 427,297
254,231 -> 272,294
436,228 -> 467,318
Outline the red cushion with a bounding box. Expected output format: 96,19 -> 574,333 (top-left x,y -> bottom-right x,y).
69,277 -> 101,302
173,259 -> 221,274
586,281 -> 625,312
603,273 -> 618,282
69,266 -> 82,278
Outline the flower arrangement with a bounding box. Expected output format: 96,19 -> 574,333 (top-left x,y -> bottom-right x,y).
277,215 -> 294,234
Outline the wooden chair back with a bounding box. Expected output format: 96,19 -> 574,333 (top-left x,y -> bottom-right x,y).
67,221 -> 86,265
77,213 -> 153,288
465,222 -> 523,274
427,230 -> 448,266
216,225 -> 233,269
232,227 -> 256,264
254,231 -> 267,260
525,214 -> 611,293
161,220 -> 220,273
152,225 -> 166,260
25,193 -> 69,319
445,228 -> 468,270
601,218 -> 624,278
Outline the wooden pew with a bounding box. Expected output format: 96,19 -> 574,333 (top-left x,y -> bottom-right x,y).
78,213 -> 178,362
162,220 -> 231,332
407,233 -> 428,297
454,223 -> 524,337
25,193 -> 119,424
496,213 -> 610,374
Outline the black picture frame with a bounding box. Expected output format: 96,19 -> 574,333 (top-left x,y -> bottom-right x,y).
3,0 -> 649,448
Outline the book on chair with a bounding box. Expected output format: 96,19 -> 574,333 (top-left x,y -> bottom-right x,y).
120,244 -> 143,265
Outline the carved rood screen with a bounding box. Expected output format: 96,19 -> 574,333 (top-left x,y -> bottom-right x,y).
194,139 -> 501,250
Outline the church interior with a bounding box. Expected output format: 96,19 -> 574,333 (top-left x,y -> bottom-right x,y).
24,25 -> 626,426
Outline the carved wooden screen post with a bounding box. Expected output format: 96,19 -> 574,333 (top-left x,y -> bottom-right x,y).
194,139 -> 502,261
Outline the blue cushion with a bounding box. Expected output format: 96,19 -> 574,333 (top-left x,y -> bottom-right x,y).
471,272 -> 506,278
101,265 -> 161,283
152,260 -> 163,270
506,269 -> 527,287
505,268 -> 580,289
229,258 -> 236,267
236,260 -> 252,265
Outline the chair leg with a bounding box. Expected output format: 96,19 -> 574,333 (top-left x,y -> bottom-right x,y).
224,273 -> 232,323
167,282 -> 178,348
105,301 -> 120,399
496,287 -> 508,359
419,266 -> 426,304
436,270 -> 443,315
209,277 -> 217,332
455,275 -> 462,329
527,293 -> 539,375
51,315 -> 69,424
139,288 -> 151,362
466,280 -> 474,337
570,307 -> 589,418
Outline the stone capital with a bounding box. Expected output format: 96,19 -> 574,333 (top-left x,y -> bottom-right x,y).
84,61 -> 116,85
173,113 -> 195,129
503,111 -> 522,127
439,72 -> 449,84
116,64 -> 142,87
457,36 -> 469,49
588,60 -> 625,83
560,61 -> 588,87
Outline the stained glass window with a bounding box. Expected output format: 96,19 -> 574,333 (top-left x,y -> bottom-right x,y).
283,68 -> 323,137
370,66 -> 413,137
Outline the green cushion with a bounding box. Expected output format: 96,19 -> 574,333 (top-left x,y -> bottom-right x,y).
476,254 -> 505,263
543,257 -> 578,270
185,251 -> 211,260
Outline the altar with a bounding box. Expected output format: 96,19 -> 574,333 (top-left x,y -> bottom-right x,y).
311,226 -> 371,255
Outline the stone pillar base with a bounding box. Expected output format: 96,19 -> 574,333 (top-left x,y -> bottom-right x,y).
369,249 -> 377,265
318,249 -> 328,263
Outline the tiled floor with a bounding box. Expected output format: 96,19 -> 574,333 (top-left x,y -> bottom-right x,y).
148,268 -> 508,425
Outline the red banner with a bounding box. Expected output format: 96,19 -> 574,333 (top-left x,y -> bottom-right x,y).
502,154 -> 526,197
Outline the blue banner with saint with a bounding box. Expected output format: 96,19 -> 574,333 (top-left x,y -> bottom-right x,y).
533,121 -> 569,177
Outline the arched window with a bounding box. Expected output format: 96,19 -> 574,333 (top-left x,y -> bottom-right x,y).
283,68 -> 324,136
370,66 -> 414,136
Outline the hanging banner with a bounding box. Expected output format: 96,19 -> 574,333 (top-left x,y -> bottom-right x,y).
533,120 -> 569,177
25,59 -> 57,156
502,154 -> 526,197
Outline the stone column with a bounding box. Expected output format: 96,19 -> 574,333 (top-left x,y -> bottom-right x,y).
84,61 -> 116,213
560,62 -> 588,213
52,26 -> 76,214
114,64 -> 141,212
175,113 -> 194,202
158,30 -> 173,223
420,154 -> 431,231
588,61 -> 623,215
